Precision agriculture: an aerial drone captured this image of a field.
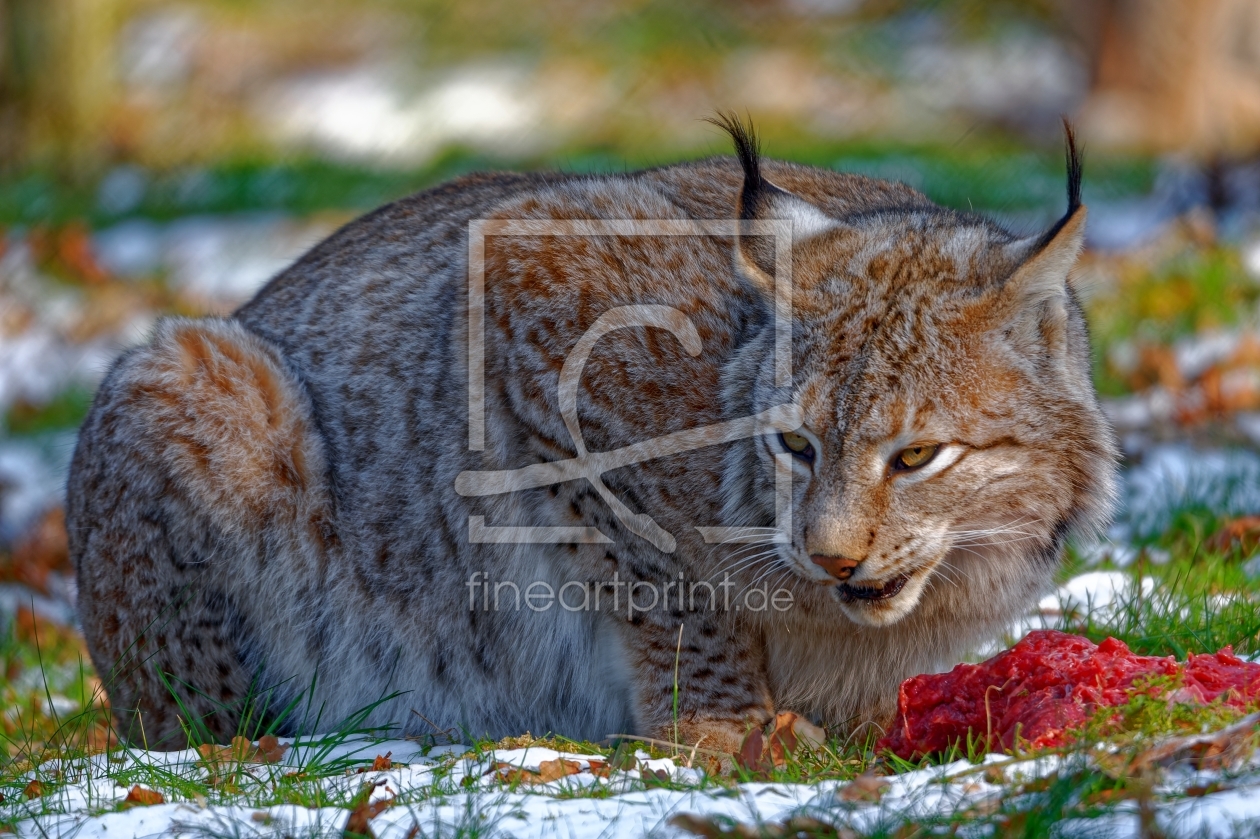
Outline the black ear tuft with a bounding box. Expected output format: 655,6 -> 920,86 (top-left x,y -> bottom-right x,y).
1035,118 -> 1084,250
1063,117 -> 1082,216
705,111 -> 764,221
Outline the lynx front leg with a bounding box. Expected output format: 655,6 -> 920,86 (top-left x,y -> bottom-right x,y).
621,611 -> 775,755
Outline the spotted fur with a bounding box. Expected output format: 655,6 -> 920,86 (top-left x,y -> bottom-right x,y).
68,124 -> 1117,751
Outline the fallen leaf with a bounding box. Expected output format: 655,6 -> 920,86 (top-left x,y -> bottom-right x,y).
344,782 -> 392,838
735,727 -> 770,776
495,758 -> 583,785
197,743 -> 232,765
491,763 -> 535,785
200,735 -> 288,768
357,751 -> 393,773
537,758 -> 582,782
255,734 -> 289,764
1185,782 -> 1224,797
230,735 -> 254,761
768,712 -> 799,768
837,773 -> 890,803
123,786 -> 164,807
22,780 -> 43,799
668,814 -> 727,838
643,767 -> 671,784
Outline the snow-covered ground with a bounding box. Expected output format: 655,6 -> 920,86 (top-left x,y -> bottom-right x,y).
11,735 -> 1260,838
5,175 -> 1260,837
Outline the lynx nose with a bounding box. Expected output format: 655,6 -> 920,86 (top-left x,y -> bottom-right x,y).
811,555 -> 859,581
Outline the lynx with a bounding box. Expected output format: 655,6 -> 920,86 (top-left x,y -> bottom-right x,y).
67,117 -> 1118,754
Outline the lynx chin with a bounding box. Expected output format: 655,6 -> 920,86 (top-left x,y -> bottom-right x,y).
68,115 -> 1118,755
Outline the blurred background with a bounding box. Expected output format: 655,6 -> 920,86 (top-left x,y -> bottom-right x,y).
4,0 -> 1260,699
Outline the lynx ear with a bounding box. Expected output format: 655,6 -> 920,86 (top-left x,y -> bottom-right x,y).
998,121 -> 1086,357
708,113 -> 838,292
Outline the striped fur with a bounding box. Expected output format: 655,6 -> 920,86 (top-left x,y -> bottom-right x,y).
67,127 -> 1117,752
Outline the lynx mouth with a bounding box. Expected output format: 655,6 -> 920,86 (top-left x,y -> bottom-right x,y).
838,572 -> 911,603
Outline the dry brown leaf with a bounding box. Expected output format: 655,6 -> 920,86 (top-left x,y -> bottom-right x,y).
344,782 -> 393,838
196,744 -> 241,789
357,751 -> 393,773
1185,782 -> 1224,797
255,734 -> 289,764
196,743 -> 232,765
491,762 -> 536,785
123,785 -> 165,807
200,736 -> 288,768
768,712 -> 799,768
22,780 -> 43,800
230,736 -> 254,761
737,713 -> 826,773
537,758 -> 582,782
668,814 -> 727,838
837,773 -> 890,803
495,758 -> 583,785
735,727 -> 770,775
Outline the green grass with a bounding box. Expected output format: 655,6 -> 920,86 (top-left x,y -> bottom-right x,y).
1088,244 -> 1260,398
2,386 -> 95,437
0,137 -> 1153,229
3,411 -> 1259,837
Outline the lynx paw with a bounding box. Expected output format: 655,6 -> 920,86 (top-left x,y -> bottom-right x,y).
673,711 -> 826,770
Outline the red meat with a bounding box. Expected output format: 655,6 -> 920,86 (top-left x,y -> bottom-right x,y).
878,629 -> 1260,760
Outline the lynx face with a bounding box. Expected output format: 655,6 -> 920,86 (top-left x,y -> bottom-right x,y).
727,138 -> 1116,629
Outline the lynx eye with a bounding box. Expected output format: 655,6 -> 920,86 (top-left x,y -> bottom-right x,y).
778,431 -> 816,463
893,443 -> 939,471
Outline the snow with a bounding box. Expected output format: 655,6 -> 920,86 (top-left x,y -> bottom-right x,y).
256,64 -> 541,165
1122,445 -> 1260,541
0,435 -> 74,544
10,737 -> 1260,838
1039,571 -> 1157,624
93,214 -> 332,304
